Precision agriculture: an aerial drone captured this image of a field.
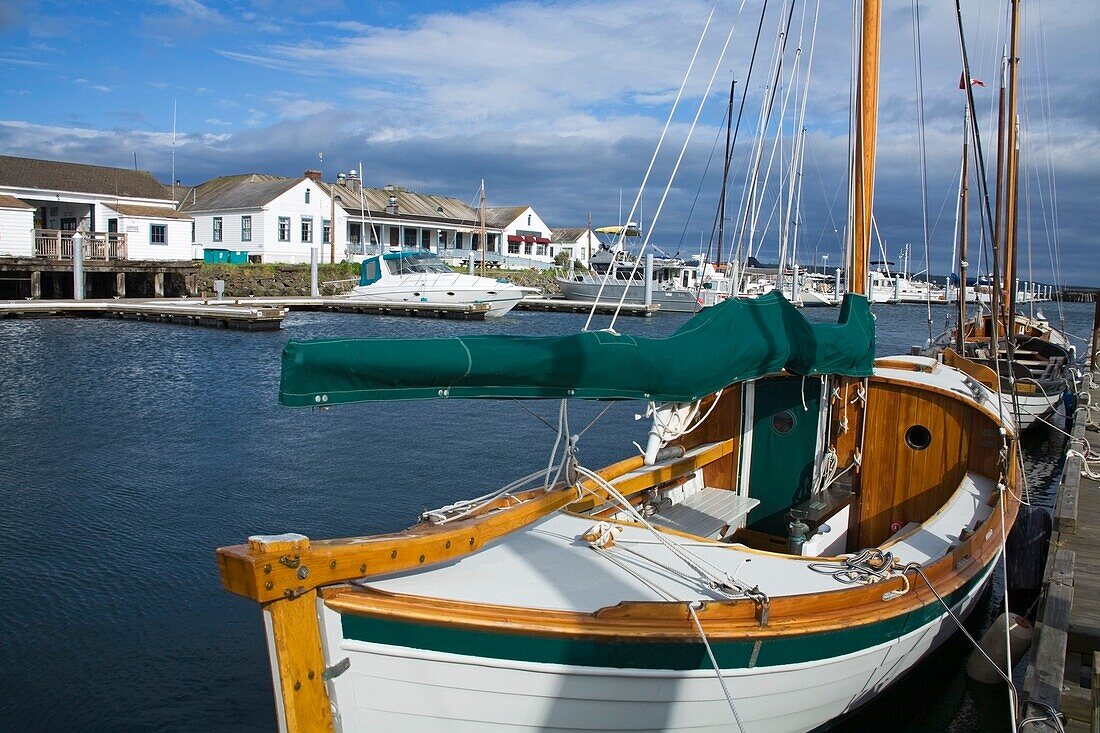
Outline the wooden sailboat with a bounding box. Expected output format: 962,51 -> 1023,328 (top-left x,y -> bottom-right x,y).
930,0 -> 1072,430
216,3 -> 1022,731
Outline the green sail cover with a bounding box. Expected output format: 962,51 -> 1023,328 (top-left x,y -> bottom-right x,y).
279,292 -> 875,407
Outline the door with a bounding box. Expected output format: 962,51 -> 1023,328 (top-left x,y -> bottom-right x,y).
744,376 -> 822,535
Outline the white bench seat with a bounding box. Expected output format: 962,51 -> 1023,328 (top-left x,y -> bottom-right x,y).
647,487 -> 760,539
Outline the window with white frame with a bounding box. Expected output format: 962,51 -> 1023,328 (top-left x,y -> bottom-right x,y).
213,216 -> 223,242
301,216 -> 313,243
305,188 -> 311,204
278,217 -> 290,241
151,224 -> 167,244
241,215 -> 252,242
323,219 -> 331,244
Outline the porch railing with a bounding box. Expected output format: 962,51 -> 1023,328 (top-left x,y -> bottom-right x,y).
34,230 -> 128,260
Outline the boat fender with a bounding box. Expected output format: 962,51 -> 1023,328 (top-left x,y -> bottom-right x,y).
965,612 -> 1033,684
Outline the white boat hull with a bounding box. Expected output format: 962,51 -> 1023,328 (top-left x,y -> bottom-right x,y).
347,281 -> 525,317
1007,389 -> 1061,431
314,561 -> 994,733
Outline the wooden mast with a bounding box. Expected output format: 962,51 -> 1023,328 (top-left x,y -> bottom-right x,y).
957,105 -> 970,353
1002,0 -> 1023,336
717,78 -> 735,268
849,0 -> 881,296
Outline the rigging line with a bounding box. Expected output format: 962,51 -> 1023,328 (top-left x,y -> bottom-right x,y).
732,0 -> 798,270
910,0 -> 934,343
1032,1 -> 1066,328
688,603 -> 747,732
609,0 -> 750,333
583,0 -> 722,333
999,481 -> 1019,733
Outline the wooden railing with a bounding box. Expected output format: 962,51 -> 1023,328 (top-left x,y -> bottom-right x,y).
34,230 -> 128,260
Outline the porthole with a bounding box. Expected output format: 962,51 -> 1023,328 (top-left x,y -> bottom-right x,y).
771,410 -> 796,435
447,291 -> 455,296
905,425 -> 932,451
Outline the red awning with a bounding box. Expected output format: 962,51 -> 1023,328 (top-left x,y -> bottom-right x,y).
535,237 -> 551,244
507,235 -> 523,243
524,236 -> 536,243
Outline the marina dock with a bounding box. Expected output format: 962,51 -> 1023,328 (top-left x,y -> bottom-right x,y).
1021,374 -> 1100,731
514,297 -> 659,316
0,298 -> 288,330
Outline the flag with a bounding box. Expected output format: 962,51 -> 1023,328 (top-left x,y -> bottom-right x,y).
959,73 -> 987,89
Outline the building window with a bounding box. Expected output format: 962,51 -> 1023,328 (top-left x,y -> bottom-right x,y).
305,188 -> 311,204
527,214 -> 531,225
190,222 -> 195,242
455,233 -> 464,250
241,215 -> 252,242
151,224 -> 167,244
278,217 -> 290,242
323,219 -> 331,244
301,216 -> 313,243
212,216 -> 223,242
508,241 -> 520,254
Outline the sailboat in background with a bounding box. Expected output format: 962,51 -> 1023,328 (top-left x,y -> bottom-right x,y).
927,0 -> 1072,430
216,3 -> 1023,731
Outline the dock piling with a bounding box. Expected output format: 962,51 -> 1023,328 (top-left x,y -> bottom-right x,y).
72,232 -> 85,300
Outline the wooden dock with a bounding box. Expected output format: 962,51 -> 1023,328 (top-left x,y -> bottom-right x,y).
1020,375 -> 1100,732
187,296 -> 492,320
0,299 -> 287,330
514,297 -> 659,316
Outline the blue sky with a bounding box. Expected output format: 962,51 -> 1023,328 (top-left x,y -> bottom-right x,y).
1,0 -> 1096,284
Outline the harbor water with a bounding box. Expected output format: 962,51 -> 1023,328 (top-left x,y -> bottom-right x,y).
1,300 -> 1093,732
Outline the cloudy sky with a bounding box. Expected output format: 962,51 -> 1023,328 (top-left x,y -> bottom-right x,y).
1,0 -> 1095,284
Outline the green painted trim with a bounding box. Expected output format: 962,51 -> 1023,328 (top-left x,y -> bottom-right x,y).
340,561 -> 991,671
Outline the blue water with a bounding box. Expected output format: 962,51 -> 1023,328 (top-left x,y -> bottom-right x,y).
0,301 -> 1092,732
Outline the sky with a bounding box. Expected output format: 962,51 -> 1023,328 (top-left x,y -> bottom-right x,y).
0,0 -> 1095,284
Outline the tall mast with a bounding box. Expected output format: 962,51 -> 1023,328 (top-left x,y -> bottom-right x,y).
849,0 -> 881,296
957,105 -> 970,352
717,78 -> 735,268
479,179 -> 487,277
1002,0 -> 1023,333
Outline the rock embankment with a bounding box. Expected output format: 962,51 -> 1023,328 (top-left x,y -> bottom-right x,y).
194,263 -> 564,298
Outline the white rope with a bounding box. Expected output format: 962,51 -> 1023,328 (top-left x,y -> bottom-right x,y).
998,482 -> 1018,732
688,602 -> 747,732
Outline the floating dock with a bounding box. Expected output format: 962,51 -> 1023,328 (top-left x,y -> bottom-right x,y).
514,297 -> 659,316
187,296 -> 491,320
1021,374 -> 1100,731
0,299 -> 287,330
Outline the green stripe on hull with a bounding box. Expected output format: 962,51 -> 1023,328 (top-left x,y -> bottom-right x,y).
340,562 -> 992,671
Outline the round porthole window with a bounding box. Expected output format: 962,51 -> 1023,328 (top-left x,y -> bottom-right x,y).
772,410 -> 796,435
905,425 -> 932,450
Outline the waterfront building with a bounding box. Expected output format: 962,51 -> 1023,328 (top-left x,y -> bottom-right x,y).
486,205 -> 556,269
0,155 -> 192,261
178,171 -> 336,264
550,227 -> 598,269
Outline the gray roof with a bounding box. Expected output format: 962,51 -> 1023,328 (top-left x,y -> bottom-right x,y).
0,194 -> 34,210
0,155 -> 173,200
178,174 -> 301,212
485,206 -> 529,228
551,227 -> 592,243
106,203 -> 192,220
325,182 -> 483,226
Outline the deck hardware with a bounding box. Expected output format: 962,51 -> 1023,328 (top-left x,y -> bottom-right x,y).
469,537 -> 475,545
418,554 -> 425,563
445,540 -> 451,549
265,581 -> 273,591
283,586 -> 306,599
297,566 -> 310,580
748,640 -> 762,668
322,657 -> 351,681
279,554 -> 301,569
263,564 -> 272,574
293,681 -> 301,691
307,670 -> 315,680
359,564 -> 366,573
390,550 -> 397,559
329,560 -> 336,569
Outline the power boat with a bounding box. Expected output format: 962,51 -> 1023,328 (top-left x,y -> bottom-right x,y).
346,249 -> 529,317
